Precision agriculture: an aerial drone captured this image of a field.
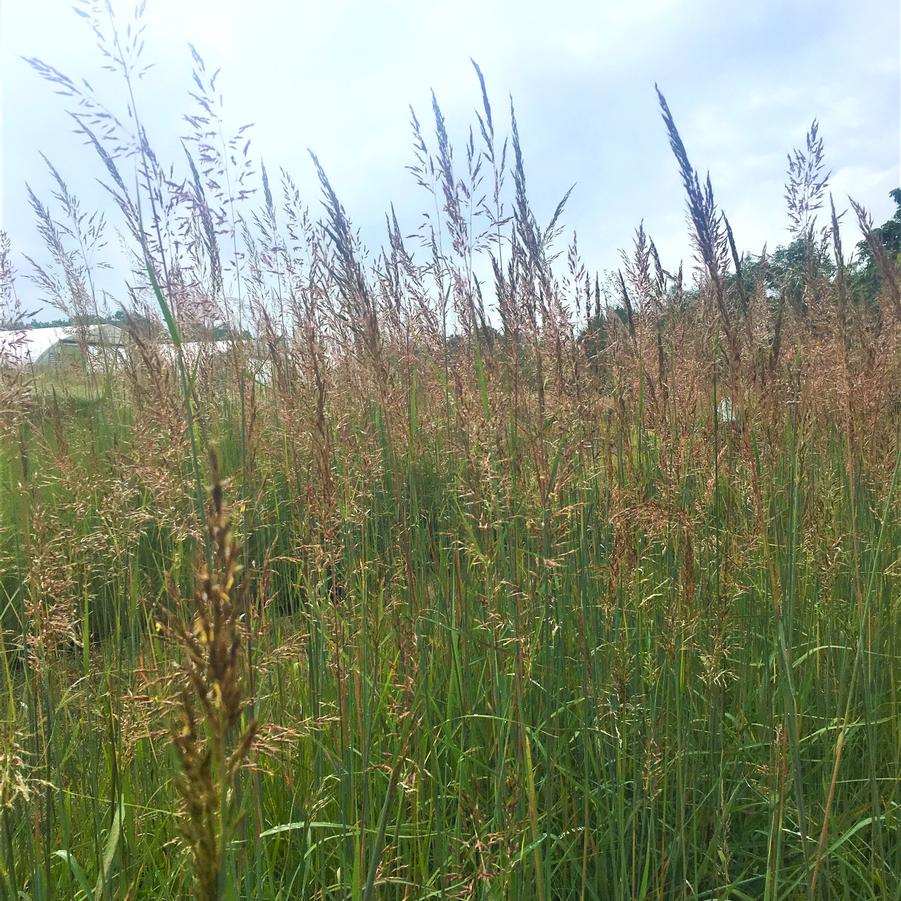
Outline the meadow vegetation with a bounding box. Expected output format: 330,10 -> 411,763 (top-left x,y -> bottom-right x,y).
0,3 -> 899,898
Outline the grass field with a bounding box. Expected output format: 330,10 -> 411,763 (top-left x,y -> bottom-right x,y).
1,6 -> 900,899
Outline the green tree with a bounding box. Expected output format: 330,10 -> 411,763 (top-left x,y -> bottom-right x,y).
850,188 -> 901,302
736,235 -> 834,314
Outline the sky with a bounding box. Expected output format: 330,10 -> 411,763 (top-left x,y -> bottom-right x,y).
1,0 -> 899,316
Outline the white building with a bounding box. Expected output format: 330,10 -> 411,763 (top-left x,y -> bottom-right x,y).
0,324 -> 126,370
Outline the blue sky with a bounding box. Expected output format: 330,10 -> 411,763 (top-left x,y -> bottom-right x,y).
1,0 -> 899,314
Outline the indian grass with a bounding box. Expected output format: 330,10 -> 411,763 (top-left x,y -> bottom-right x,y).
0,4 -> 899,898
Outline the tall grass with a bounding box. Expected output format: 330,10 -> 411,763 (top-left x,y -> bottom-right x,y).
0,4 -> 899,898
